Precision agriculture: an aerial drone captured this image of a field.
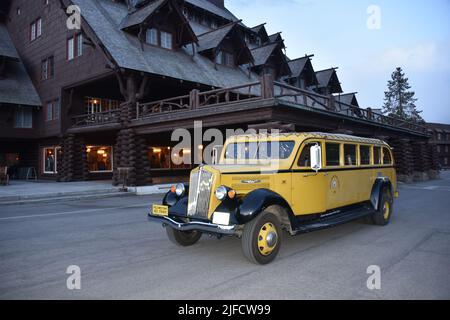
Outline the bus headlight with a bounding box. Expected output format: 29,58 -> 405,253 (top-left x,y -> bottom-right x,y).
175,183 -> 185,197
215,186 -> 228,201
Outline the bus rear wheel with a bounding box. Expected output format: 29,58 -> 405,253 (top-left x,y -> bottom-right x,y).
371,189 -> 393,226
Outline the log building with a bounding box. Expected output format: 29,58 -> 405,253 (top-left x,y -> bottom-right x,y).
0,0 -> 439,185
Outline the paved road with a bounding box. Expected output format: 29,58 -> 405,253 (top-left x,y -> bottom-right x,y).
1,173 -> 450,300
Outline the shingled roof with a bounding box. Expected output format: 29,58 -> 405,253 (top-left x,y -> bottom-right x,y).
0,24 -> 41,107
0,24 -> 19,60
315,68 -> 343,93
336,93 -> 359,107
251,42 -> 279,66
71,0 -> 259,89
120,0 -> 166,29
185,0 -> 239,22
197,23 -> 235,51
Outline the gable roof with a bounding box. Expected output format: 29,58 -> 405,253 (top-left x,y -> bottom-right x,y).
197,23 -> 235,52
251,42 -> 279,66
250,23 -> 269,42
0,24 -> 41,106
120,0 -> 165,29
71,0 -> 259,89
336,93 -> 359,107
185,0 -> 239,22
0,23 -> 19,60
315,68 -> 342,93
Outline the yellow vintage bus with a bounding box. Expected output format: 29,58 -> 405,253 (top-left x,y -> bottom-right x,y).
148,132 -> 398,264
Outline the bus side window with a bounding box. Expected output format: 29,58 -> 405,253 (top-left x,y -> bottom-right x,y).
344,144 -> 357,166
298,142 -> 319,167
326,143 -> 340,166
383,147 -> 392,165
360,145 -> 371,165
373,146 -> 381,165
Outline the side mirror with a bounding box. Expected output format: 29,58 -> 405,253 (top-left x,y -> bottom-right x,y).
310,144 -> 322,172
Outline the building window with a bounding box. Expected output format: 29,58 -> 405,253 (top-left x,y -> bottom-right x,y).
215,50 -> 234,66
325,143 -> 340,166
446,146 -> 449,153
160,31 -> 173,50
85,97 -> 121,114
41,56 -> 54,80
437,133 -> 442,140
437,145 -> 441,153
77,33 -> 83,57
146,28 -> 158,46
148,147 -> 192,170
86,146 -> 113,172
67,34 -> 83,60
16,7 -> 21,15
46,99 -> 59,121
43,147 -> 61,174
67,37 -> 74,60
344,144 -> 356,166
14,107 -> 33,128
30,18 -> 42,41
445,158 -> 448,165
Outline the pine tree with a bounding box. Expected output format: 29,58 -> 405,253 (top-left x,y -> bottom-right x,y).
382,67 -> 423,122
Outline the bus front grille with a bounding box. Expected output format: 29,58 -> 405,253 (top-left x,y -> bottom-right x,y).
187,168 -> 213,219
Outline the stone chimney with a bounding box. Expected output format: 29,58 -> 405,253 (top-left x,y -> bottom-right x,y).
206,0 -> 225,8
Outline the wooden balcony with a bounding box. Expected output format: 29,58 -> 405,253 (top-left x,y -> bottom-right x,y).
70,75 -> 428,135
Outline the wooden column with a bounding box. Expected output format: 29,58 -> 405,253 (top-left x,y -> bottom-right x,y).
58,134 -> 89,182
411,140 -> 431,182
388,138 -> 414,183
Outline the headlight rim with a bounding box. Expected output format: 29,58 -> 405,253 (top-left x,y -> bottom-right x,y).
175,183 -> 186,197
215,185 -> 228,201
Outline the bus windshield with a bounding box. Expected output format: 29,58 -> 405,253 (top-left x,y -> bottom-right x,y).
224,141 -> 295,160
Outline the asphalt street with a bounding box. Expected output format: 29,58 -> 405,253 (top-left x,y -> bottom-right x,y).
1,172 -> 450,299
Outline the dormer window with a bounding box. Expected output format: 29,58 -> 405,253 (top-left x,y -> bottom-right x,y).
145,28 -> 173,50
160,31 -> 173,50
215,50 -> 234,67
146,28 -> 158,46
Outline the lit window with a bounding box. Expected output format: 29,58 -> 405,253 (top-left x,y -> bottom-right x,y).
160,31 -> 172,49
85,97 -> 121,114
67,37 -> 74,60
148,147 -> 171,169
86,146 -> 113,172
43,147 -> 61,174
146,28 -> 158,45
14,107 -> 33,128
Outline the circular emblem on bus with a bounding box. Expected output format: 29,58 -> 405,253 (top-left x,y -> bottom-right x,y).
330,176 -> 339,193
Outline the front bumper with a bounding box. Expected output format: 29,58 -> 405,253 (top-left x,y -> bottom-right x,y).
147,213 -> 238,236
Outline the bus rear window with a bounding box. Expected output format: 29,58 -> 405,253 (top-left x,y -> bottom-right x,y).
383,147 -> 392,165
326,143 -> 340,166
373,146 -> 381,165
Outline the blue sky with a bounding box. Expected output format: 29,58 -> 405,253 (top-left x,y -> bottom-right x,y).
227,0 -> 450,123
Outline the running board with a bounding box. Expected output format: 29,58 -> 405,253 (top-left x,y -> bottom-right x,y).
292,205 -> 374,235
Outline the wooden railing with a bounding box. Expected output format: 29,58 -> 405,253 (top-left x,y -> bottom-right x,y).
136,81 -> 262,119
71,109 -> 121,128
70,75 -> 428,134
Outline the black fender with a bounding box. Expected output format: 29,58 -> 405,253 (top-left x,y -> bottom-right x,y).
236,188 -> 295,225
370,177 -> 393,210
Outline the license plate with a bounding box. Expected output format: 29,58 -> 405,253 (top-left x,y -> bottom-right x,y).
152,204 -> 169,216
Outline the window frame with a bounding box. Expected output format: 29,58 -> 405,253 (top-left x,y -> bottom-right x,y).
86,145 -> 114,173
42,146 -> 61,174
160,30 -> 173,50
14,107 -> 33,129
41,56 -> 54,81
325,142 -> 341,167
343,144 -> 357,166
373,146 -> 382,165
297,141 -> 322,168
359,144 -> 372,166
67,36 -> 75,60
382,147 -> 393,165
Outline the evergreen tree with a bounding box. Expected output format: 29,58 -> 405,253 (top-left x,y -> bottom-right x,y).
382,67 -> 423,122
